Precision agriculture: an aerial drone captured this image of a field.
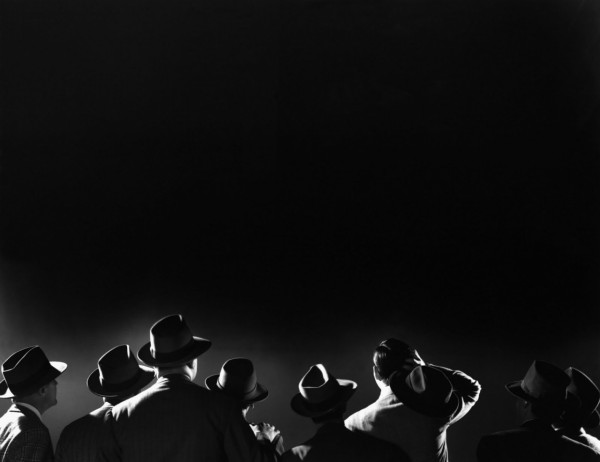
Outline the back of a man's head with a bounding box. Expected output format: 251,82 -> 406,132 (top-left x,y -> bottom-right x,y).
529,400 -> 564,423
373,338 -> 416,381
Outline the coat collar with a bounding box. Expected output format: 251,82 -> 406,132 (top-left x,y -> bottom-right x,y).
11,403 -> 42,422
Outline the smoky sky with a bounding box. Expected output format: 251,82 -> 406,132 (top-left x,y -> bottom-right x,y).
1,0 -> 600,459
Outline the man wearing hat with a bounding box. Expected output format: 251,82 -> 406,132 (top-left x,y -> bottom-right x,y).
345,338 -> 481,462
205,357 -> 285,455
0,345 -> 67,462
553,367 -> 600,454
54,344 -> 155,462
99,314 -> 279,462
281,363 -> 409,462
476,360 -> 600,462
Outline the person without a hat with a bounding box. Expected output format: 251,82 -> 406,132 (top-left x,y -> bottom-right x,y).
476,360 -> 600,462
345,338 -> 481,462
99,314 -> 279,462
553,367 -> 600,454
0,345 -> 67,462
54,344 -> 155,462
280,363 -> 410,462
206,357 -> 285,456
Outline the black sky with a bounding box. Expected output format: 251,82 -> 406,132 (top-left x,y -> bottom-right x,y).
1,0 -> 600,458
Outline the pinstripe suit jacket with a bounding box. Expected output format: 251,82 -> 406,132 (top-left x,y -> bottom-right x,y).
0,404 -> 54,462
55,403 -> 112,462
100,374 -> 277,462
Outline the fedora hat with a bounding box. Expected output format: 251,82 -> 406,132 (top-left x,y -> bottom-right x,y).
0,346 -> 67,399
563,367 -> 600,429
505,360 -> 571,408
390,365 -> 459,418
291,364 -> 357,417
205,358 -> 268,405
87,345 -> 155,398
138,314 -> 212,367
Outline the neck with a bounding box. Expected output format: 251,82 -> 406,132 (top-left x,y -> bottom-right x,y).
13,399 -> 44,416
103,395 -> 132,406
157,367 -> 193,381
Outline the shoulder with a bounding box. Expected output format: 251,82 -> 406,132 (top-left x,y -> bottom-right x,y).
346,399 -> 386,425
110,378 -> 238,421
59,410 -> 105,439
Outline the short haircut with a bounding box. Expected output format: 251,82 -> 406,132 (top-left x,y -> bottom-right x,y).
530,400 -> 564,422
373,338 -> 416,380
311,403 -> 347,424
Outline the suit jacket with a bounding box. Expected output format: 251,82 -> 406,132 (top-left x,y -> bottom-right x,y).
55,403 -> 112,462
345,365 -> 481,462
0,404 -> 54,462
99,374 -> 277,462
280,421 -> 410,462
477,419 -> 600,462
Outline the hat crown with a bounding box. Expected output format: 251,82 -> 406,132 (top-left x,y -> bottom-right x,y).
1,346 -> 64,397
98,345 -> 143,387
149,314 -> 194,358
405,366 -> 453,404
217,358 -> 258,396
519,360 -> 569,404
299,364 -> 339,404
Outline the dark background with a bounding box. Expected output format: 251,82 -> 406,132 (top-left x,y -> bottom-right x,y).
1,0 -> 599,459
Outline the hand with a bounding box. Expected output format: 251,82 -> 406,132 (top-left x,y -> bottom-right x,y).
412,349 -> 426,366
251,422 -> 281,444
399,349 -> 425,375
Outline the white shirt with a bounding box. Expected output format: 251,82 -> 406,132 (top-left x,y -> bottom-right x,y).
14,401 -> 43,421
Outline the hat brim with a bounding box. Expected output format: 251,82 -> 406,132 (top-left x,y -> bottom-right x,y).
0,361 -> 67,399
392,374 -> 459,418
87,366 -> 155,398
137,337 -> 211,367
205,374 -> 269,404
505,381 -> 579,411
291,379 -> 357,417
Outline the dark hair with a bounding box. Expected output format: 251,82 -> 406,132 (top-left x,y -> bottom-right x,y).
311,403 -> 347,424
530,401 -> 564,422
373,338 -> 415,381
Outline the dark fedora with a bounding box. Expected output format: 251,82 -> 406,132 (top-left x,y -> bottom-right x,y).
0,346 -> 67,399
137,314 -> 212,367
505,360 -> 571,408
390,365 -> 459,418
87,345 -> 155,398
205,358 -> 268,405
563,367 -> 600,429
291,364 -> 357,417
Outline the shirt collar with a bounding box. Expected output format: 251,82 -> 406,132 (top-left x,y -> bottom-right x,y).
379,385 -> 394,399
14,402 -> 42,421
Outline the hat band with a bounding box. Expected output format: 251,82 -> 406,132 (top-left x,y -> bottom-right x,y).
6,364 -> 53,395
217,378 -> 258,396
151,338 -> 196,362
100,369 -> 143,393
301,388 -> 346,413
